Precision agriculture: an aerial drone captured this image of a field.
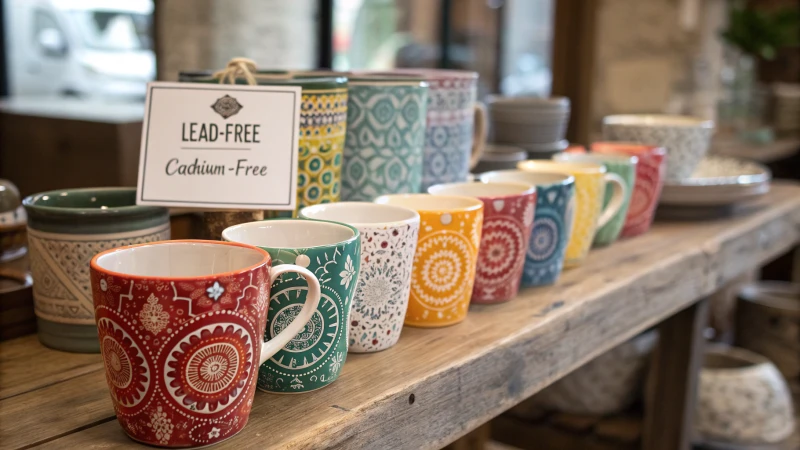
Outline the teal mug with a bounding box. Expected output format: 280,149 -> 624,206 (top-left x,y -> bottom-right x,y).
222,218 -> 360,393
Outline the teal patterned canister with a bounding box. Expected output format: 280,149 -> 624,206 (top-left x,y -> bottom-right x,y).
554,153 -> 637,246
341,77 -> 428,201
222,218 -> 360,393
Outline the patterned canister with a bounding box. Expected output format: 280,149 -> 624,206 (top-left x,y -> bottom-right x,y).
23,187 -> 170,352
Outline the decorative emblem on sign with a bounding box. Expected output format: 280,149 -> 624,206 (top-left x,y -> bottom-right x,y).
211,95 -> 243,119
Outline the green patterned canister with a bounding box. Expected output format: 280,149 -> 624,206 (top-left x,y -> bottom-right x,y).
222,218 -> 360,393
341,76 -> 428,200
554,153 -> 637,246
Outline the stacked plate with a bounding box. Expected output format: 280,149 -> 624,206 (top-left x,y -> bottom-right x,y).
488,96 -> 571,159
657,155 -> 771,219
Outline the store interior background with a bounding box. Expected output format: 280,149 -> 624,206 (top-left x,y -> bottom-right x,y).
0,0 -> 799,448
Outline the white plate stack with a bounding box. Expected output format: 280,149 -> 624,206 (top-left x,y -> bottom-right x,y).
487,96 -> 571,159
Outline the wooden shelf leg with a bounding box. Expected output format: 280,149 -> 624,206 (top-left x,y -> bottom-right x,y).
642,298 -> 710,450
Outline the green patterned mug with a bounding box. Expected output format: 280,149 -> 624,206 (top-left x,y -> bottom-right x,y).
222,218 -> 360,393
340,76 -> 428,200
553,152 -> 637,246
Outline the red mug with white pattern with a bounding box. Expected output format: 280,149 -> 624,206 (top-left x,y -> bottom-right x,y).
428,182 -> 537,304
90,240 -> 321,447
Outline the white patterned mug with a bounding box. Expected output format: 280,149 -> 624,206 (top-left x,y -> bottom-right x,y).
300,202 -> 420,352
90,240 -> 321,447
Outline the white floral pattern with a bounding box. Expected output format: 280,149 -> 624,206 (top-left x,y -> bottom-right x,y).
207,427 -> 221,439
339,255 -> 356,289
206,281 -> 225,301
139,294 -> 169,335
147,405 -> 174,445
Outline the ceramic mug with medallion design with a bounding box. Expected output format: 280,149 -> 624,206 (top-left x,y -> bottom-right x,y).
23,187 -> 170,353
299,202 -> 420,352
517,161 -> 627,267
479,170 -> 575,286
375,194 -> 483,327
553,152 -> 637,247
592,142 -> 667,238
222,219 -> 360,393
340,76 -> 429,200
180,71 -> 349,215
362,69 -> 487,189
428,182 -> 536,304
90,240 -> 321,447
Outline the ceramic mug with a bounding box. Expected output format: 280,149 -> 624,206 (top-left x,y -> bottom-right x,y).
517,160 -> 627,267
363,69 -> 487,189
427,182 -> 536,304
299,202 -> 420,352
553,152 -> 637,247
602,114 -> 713,182
375,194 -> 483,327
341,76 -> 429,200
592,142 -> 667,238
90,240 -> 321,447
181,72 -> 349,214
23,187 -> 170,352
222,219 -> 360,393
479,170 -> 575,286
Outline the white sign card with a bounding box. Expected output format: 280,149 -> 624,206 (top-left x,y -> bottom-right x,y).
136,82 -> 301,210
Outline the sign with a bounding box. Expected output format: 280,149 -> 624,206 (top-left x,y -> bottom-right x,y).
136,82 -> 301,210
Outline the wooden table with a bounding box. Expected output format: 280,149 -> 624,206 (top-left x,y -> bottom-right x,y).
3,182 -> 800,450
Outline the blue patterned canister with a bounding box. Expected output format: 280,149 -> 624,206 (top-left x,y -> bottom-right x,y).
341,77 -> 428,201
479,170 -> 575,286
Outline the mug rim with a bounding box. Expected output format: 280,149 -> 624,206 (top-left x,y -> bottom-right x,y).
603,114 -> 714,128
427,181 -> 536,199
299,202 -> 420,228
518,160 -> 607,175
221,218 -> 360,250
356,68 -> 479,80
554,152 -> 639,166
374,194 -> 484,213
478,170 -> 575,188
90,239 -> 270,282
23,187 -> 167,218
592,141 -> 667,156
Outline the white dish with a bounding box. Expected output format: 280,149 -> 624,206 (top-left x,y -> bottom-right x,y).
659,156 -> 770,206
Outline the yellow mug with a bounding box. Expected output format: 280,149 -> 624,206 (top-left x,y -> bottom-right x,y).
375,194 -> 483,327
517,160 -> 626,267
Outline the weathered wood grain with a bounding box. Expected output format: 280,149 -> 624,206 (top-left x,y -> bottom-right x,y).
0,335 -> 102,400
8,182 -> 800,450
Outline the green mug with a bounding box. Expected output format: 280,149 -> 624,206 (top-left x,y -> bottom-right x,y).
222,218 -> 360,393
553,152 -> 637,246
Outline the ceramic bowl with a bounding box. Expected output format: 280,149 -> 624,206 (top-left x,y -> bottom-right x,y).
696,346 -> 796,445
0,179 -> 27,262
472,145 -> 528,174
659,156 -> 770,207
534,330 -> 658,415
602,114 -> 714,181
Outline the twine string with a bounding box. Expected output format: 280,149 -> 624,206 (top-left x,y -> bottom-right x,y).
214,57 -> 258,86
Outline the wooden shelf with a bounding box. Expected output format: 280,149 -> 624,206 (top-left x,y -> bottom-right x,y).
3,182 -> 800,450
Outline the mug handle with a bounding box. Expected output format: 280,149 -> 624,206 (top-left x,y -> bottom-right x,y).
469,102 -> 488,169
258,265 -> 322,365
596,173 -> 628,229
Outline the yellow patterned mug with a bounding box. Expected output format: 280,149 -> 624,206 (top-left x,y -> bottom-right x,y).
374,194 -> 483,327
516,160 -> 626,267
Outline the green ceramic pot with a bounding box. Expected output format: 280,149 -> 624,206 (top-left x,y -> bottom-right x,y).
222,218 -> 360,393
554,153 -> 637,246
179,71 -> 349,215
23,187 -> 170,352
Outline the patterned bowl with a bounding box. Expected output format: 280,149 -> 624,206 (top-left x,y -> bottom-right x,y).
696,346 -> 796,445
659,156 -> 770,207
602,114 -> 714,182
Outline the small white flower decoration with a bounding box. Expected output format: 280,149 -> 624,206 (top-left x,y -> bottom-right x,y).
339,255 -> 356,289
206,282 -> 225,301
207,427 -> 220,439
100,279 -> 108,292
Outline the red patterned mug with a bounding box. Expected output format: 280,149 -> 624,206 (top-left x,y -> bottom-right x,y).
428,182 -> 537,304
591,142 -> 667,237
89,240 -> 321,447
